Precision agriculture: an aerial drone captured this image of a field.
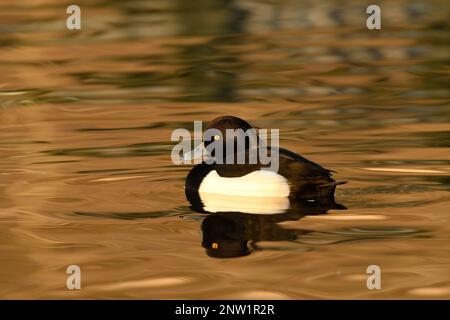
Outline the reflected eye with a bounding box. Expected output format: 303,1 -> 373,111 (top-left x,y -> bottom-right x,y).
213,135 -> 220,141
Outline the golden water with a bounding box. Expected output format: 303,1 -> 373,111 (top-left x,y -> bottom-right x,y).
0,0 -> 449,298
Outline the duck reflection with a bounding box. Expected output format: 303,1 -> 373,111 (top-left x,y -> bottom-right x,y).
186,188 -> 345,258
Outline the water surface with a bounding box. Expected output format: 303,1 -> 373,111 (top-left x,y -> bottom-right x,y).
0,0 -> 449,298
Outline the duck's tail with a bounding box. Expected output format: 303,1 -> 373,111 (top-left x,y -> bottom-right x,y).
312,180 -> 347,203
318,180 -> 348,188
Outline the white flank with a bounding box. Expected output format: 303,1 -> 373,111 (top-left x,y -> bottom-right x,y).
198,170 -> 290,214
199,170 -> 290,197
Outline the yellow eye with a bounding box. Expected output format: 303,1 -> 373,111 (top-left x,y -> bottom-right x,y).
213,135 -> 220,141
